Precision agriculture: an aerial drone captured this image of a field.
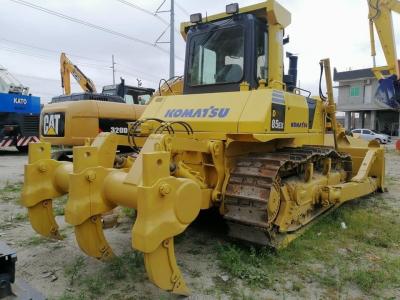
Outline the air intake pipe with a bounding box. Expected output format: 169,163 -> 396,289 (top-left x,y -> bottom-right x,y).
285,52 -> 298,92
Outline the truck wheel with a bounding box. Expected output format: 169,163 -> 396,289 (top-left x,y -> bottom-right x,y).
16,146 -> 29,153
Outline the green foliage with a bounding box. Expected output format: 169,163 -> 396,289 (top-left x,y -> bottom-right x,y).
2,182 -> 22,193
20,236 -> 53,246
121,207 -> 136,219
215,198 -> 400,296
0,182 -> 22,203
106,251 -> 144,280
58,291 -> 86,300
64,257 -> 86,285
215,244 -> 271,288
345,257 -> 400,292
63,251 -> 144,299
53,195 -> 68,216
13,212 -> 28,221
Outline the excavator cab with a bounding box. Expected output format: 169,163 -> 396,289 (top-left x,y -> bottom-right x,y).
376,74 -> 400,110
367,0 -> 400,110
102,78 -> 155,105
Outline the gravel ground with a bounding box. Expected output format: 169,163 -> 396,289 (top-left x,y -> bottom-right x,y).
0,142 -> 399,299
0,147 -> 27,188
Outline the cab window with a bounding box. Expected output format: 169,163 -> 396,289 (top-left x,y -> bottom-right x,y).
256,29 -> 268,81
188,26 -> 244,86
138,94 -> 151,105
124,95 -> 134,105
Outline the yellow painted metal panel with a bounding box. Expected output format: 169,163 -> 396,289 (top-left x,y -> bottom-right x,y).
141,91 -> 252,133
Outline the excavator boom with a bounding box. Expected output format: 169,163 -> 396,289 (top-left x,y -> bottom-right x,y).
60,52 -> 97,95
368,0 -> 400,109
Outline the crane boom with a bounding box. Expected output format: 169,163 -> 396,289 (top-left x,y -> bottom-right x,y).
60,53 -> 97,95
368,0 -> 400,109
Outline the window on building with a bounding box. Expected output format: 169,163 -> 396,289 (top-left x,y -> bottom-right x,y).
350,86 -> 360,97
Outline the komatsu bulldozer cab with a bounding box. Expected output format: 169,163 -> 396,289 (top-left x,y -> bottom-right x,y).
183,13 -> 267,94
181,1 -> 291,94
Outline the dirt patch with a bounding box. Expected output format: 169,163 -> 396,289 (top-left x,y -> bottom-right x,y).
0,148 -> 399,299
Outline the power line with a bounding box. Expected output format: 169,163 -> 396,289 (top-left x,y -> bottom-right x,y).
115,0 -> 168,26
116,0 -> 181,35
0,45 -> 55,61
0,38 -> 164,78
1,47 -> 161,86
175,1 -> 190,16
8,0 -> 173,56
0,45 -> 110,70
0,37 -> 109,64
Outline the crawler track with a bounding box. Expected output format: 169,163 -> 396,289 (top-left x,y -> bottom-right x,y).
223,146 -> 352,247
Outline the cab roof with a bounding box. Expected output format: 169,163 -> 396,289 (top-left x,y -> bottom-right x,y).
180,0 -> 291,41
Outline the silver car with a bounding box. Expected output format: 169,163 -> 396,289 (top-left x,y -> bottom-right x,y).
351,128 -> 391,144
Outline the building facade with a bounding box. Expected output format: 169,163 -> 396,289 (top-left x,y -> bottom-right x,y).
333,68 -> 400,136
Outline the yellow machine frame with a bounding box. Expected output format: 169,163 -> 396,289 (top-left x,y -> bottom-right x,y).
22,1 -> 385,295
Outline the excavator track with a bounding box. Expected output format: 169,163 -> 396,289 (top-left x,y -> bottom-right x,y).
224,146 -> 352,248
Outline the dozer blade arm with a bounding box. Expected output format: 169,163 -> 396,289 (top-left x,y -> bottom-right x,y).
65,134 -> 202,295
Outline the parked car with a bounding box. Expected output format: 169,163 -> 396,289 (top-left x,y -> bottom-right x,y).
351,128 -> 391,144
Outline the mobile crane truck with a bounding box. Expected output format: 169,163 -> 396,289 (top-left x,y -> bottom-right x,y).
21,1 -> 385,295
0,65 -> 40,152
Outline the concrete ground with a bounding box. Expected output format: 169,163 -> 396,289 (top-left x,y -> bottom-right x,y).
0,147 -> 27,188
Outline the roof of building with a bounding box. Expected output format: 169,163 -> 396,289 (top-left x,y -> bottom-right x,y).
333,67 -> 375,82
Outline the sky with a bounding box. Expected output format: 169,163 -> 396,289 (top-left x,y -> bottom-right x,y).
0,0 -> 399,103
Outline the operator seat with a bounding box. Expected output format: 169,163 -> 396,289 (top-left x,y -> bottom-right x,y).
215,64 -> 243,83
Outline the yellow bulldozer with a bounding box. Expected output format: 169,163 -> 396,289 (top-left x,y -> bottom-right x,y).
21,0 -> 385,295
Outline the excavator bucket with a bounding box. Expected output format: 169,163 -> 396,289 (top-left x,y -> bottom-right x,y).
376,75 -> 400,110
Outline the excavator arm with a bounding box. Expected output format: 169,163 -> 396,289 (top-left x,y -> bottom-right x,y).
368,0 -> 400,109
60,53 -> 97,95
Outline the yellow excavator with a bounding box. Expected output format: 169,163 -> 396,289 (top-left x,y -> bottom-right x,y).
22,1 -> 385,295
43,53 -> 156,160
368,0 -> 400,110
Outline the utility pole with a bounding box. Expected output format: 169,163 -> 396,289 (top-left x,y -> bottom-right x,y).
154,0 -> 175,79
169,0 -> 175,78
111,54 -> 116,85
